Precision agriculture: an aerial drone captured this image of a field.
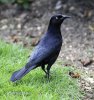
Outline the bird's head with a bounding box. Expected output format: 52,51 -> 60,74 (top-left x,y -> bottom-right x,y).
49,14 -> 71,26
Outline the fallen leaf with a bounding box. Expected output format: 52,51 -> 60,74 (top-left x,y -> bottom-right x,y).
79,59 -> 94,67
84,10 -> 92,18
10,34 -> 21,43
31,38 -> 40,46
89,25 -> 94,31
69,71 -> 80,78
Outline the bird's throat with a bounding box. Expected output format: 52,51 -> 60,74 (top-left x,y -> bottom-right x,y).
47,24 -> 61,34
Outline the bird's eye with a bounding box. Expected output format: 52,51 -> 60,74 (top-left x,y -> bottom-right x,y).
56,17 -> 58,20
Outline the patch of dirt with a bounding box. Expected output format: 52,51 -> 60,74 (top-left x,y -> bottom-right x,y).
0,0 -> 94,99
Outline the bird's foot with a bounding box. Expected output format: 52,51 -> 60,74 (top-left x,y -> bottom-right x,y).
44,73 -> 51,82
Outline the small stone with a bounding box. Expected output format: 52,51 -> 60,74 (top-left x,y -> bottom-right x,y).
69,45 -> 72,48
20,13 -> 27,19
1,19 -> 8,23
69,6 -> 75,11
85,86 -> 91,90
85,82 -> 90,87
55,0 -> 62,10
86,78 -> 94,84
86,93 -> 93,99
17,24 -> 21,29
1,25 -> 8,30
37,26 -> 41,30
79,58 -> 93,67
9,24 -> 14,29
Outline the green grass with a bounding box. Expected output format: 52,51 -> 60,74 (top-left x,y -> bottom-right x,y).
0,40 -> 83,100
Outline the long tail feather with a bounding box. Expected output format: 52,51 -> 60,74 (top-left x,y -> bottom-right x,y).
10,65 -> 36,82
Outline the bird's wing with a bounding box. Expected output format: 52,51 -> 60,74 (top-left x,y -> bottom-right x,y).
28,44 -> 56,66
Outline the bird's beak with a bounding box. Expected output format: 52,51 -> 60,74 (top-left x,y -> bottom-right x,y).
60,15 -> 71,22
63,15 -> 71,19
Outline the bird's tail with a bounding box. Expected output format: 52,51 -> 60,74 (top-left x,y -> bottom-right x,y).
10,65 -> 36,82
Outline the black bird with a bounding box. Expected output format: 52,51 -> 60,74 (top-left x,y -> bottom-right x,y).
10,14 -> 70,82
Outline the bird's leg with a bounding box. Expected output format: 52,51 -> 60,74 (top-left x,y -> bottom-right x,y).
46,65 -> 51,80
41,65 -> 47,74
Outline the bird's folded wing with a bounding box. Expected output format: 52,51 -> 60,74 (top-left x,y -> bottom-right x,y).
27,45 -> 56,66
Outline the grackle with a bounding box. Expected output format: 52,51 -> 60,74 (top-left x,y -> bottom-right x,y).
10,14 -> 70,82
